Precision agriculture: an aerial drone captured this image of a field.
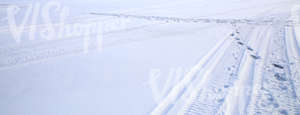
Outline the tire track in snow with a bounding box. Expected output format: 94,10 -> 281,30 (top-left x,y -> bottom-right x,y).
249,25 -> 300,115
247,26 -> 274,115
222,26 -> 270,115
150,32 -> 234,115
179,32 -> 236,115
177,25 -> 255,115
284,25 -> 300,108
285,27 -> 300,101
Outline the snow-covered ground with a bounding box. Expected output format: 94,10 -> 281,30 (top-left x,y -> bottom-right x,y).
0,0 -> 300,115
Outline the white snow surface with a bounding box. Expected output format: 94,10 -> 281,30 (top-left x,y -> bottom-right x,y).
0,0 -> 300,115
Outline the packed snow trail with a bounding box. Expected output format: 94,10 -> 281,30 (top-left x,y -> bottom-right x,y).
179,25 -> 269,115
178,25 -> 255,115
286,26 -> 300,103
247,26 -> 276,115
150,32 -> 234,115
223,26 -> 271,115
149,6 -> 300,115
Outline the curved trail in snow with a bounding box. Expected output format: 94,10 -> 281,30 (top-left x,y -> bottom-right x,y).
223,26 -> 271,115
150,32 -> 234,115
